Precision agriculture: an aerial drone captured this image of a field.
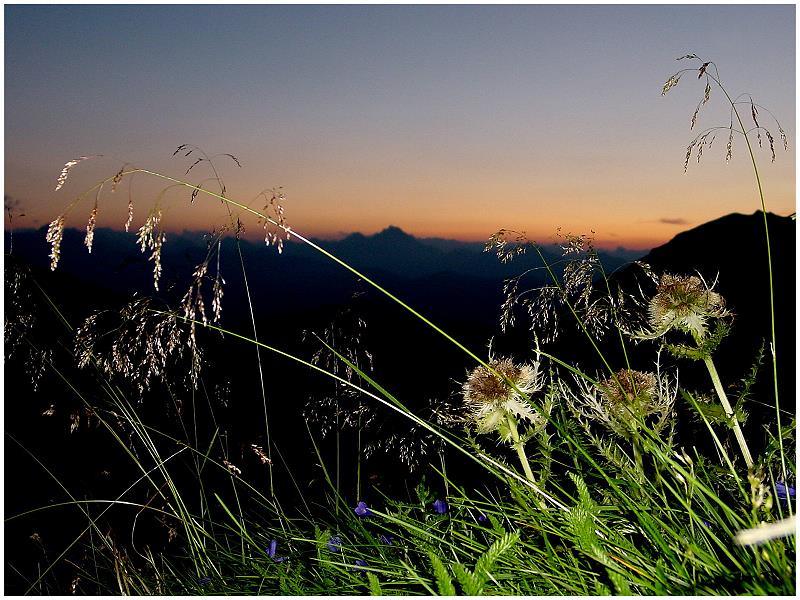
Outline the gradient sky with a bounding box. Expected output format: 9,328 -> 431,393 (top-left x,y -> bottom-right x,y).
4,4 -> 795,249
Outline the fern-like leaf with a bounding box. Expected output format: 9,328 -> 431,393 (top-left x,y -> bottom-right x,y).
366,572 -> 383,596
451,562 -> 481,596
474,530 -> 520,587
427,552 -> 456,596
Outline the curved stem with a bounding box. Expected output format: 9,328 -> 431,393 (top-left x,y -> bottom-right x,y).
707,74 -> 783,478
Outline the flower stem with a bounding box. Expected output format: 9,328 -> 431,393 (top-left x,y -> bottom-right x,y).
507,415 -> 536,483
632,438 -> 644,477
703,356 -> 754,468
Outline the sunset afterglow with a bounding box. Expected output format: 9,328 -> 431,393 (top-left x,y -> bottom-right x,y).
4,5 -> 795,250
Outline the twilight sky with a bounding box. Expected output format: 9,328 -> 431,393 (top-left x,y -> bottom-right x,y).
4,4 -> 795,249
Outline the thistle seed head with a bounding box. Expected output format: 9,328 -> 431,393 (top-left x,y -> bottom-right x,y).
565,368 -> 676,442
597,369 -> 658,415
648,273 -> 728,340
462,358 -> 544,435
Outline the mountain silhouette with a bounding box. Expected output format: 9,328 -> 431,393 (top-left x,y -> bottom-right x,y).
606,211 -> 795,453
633,211 -> 795,382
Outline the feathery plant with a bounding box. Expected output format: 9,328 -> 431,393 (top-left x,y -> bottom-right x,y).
662,53 -> 789,480
5,55 -> 795,594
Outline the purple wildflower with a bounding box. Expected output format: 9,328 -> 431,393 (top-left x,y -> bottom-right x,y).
352,559 -> 368,571
776,481 -> 796,507
379,534 -> 394,545
477,513 -> 488,524
433,499 -> 448,514
354,501 -> 371,517
327,536 -> 343,553
266,539 -> 287,563
198,576 -> 211,586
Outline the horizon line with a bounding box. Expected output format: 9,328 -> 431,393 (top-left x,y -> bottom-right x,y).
8,223 -> 658,253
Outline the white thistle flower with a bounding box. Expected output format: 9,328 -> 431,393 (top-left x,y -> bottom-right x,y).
462,358 -> 545,437
641,273 -> 728,341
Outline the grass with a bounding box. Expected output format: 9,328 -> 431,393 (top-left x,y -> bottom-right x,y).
4,56 -> 796,595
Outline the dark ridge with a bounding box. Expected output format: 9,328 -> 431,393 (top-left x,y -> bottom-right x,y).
608,210 -> 795,456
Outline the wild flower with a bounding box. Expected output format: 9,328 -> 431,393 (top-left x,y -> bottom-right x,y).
477,513 -> 489,524
462,357 -> 545,437
636,272 -> 753,467
775,481 -> 795,508
641,273 -> 728,341
197,576 -> 211,587
266,539 -> 287,563
354,501 -> 371,517
433,499 -> 448,514
326,536 -> 342,553
598,370 -> 658,422
589,368 -> 675,441
352,559 -> 368,571
378,534 -> 394,545
463,357 -> 550,484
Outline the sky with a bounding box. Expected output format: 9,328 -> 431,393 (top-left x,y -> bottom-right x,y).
3,3 -> 796,250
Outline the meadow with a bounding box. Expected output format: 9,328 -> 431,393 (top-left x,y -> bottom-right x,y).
4,55 -> 796,595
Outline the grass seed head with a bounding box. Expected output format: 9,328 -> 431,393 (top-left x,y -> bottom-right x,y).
55,155 -> 100,191
84,203 -> 98,254
136,209 -> 166,290
45,215 -> 66,271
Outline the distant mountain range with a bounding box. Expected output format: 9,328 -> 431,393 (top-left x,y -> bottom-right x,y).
6,211 -> 793,332
5,222 -> 642,331
7,222 -> 641,286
